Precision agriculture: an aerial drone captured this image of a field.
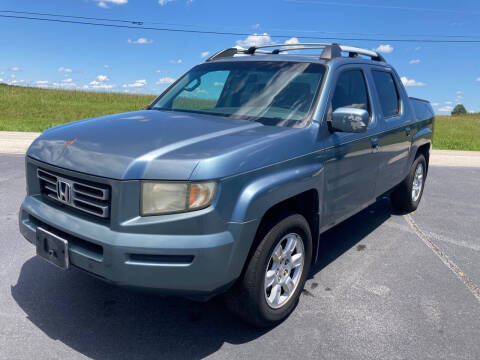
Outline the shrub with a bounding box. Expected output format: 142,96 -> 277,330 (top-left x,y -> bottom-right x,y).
451,104 -> 467,115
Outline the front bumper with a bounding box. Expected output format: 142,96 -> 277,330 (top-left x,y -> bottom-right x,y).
19,195 -> 258,298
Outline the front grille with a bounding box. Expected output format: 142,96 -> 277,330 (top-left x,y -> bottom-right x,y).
37,168 -> 111,218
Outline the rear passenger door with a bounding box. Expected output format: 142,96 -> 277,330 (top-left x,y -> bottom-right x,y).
369,68 -> 412,195
322,66 -> 379,228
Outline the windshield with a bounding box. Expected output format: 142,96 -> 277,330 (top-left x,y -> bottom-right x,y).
152,61 -> 326,128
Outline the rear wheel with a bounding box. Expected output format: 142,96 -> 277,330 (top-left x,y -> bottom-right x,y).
391,154 -> 427,213
225,213 -> 312,327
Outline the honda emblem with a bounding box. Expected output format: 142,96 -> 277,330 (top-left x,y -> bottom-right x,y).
57,179 -> 72,204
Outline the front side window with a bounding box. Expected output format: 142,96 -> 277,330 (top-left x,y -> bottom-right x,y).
371,70 -> 400,118
329,69 -> 370,118
152,61 -> 326,128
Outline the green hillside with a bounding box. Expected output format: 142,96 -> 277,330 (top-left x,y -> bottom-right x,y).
0,84 -> 156,132
435,115 -> 480,151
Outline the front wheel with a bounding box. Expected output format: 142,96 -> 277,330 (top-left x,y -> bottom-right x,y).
225,213 -> 312,327
391,154 -> 427,213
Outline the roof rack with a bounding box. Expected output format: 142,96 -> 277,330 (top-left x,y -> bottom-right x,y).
206,43 -> 386,62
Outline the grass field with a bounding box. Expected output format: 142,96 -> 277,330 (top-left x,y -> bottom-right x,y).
434,114 -> 480,151
1,85 -> 479,150
0,84 -> 155,132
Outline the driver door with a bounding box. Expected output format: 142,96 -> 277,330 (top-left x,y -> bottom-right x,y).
321,66 -> 380,228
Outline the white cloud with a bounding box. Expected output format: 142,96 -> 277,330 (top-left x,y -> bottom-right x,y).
170,59 -> 183,64
282,37 -> 302,53
10,66 -> 21,71
57,78 -> 76,87
431,102 -> 439,106
200,51 -> 210,58
87,74 -> 114,90
374,44 -> 394,54
476,77 -> 480,82
438,106 -> 453,112
156,77 -> 175,85
252,24 -> 260,30
128,37 -> 153,44
409,59 -> 420,64
0,78 -> 3,82
445,101 -> 453,105
104,64 -> 109,69
235,33 -> 272,49
90,82 -> 114,89
47,79 -> 76,88
58,67 -> 72,73
159,0 -> 175,5
401,76 -> 426,87
95,75 -> 110,82
284,37 -> 300,45
93,0 -> 127,8
123,79 -> 147,88
456,90 -> 463,95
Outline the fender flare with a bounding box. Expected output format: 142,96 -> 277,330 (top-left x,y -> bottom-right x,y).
225,162 -> 324,279
408,126 -> 433,168
230,162 -> 324,223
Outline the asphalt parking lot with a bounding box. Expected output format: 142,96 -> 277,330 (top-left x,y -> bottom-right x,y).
1,153 -> 479,360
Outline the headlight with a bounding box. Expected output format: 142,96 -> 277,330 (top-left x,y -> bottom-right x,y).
141,181 -> 217,216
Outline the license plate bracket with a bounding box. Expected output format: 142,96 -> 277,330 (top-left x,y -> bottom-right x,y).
36,227 -> 69,269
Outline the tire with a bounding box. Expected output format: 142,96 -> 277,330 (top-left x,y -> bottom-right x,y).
225,212 -> 312,328
390,154 -> 427,213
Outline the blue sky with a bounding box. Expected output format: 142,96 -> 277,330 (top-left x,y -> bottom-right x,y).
1,0 -> 479,114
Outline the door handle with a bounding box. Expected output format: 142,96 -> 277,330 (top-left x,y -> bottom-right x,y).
405,127 -> 411,136
370,136 -> 379,151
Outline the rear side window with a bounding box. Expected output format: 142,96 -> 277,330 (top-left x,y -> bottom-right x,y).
372,70 -> 400,118
330,70 -> 370,115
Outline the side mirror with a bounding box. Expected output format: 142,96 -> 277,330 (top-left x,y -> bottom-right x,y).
330,107 -> 369,133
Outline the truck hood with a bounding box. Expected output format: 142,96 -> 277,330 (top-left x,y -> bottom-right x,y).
27,110 -> 292,180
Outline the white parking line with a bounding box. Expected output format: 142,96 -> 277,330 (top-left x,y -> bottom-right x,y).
404,214 -> 480,302
424,230 -> 480,252
385,221 -> 480,252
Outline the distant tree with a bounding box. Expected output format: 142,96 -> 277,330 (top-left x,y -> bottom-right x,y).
451,104 -> 467,115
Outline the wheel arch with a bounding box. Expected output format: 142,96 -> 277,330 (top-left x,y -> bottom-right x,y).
415,142 -> 431,174
233,188 -> 321,283
253,190 -> 320,264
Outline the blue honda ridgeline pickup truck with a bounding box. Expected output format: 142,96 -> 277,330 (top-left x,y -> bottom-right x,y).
19,43 -> 434,327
